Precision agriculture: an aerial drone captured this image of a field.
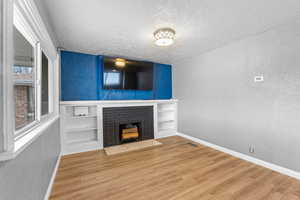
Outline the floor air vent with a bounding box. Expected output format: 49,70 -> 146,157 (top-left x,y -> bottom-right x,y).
186,142 -> 198,147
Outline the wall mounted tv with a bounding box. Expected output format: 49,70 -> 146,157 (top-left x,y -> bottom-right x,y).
103,57 -> 153,90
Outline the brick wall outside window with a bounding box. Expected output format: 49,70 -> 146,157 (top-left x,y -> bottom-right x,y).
13,66 -> 35,130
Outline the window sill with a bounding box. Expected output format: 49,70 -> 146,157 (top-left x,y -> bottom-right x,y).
0,115 -> 60,161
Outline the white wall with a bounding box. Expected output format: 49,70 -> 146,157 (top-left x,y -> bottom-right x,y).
174,17 -> 300,172
33,0 -> 59,47
0,0 -> 4,153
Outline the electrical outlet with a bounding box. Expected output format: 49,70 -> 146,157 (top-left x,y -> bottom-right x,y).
254,75 -> 264,82
249,146 -> 255,153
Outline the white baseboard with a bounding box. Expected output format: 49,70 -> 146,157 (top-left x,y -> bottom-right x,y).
177,132 -> 300,180
62,141 -> 101,156
44,153 -> 61,200
156,131 -> 177,139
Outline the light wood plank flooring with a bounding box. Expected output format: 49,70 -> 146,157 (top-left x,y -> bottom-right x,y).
50,136 -> 300,200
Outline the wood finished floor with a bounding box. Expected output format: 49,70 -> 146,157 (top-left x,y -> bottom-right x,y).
50,136 -> 300,200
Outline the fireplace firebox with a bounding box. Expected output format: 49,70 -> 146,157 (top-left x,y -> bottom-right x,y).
120,123 -> 141,143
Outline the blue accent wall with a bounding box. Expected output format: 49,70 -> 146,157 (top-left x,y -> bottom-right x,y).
61,51 -> 172,101
154,63 -> 172,99
61,51 -> 100,100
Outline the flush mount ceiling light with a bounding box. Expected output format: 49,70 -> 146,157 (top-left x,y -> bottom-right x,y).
115,58 -> 126,67
154,28 -> 176,46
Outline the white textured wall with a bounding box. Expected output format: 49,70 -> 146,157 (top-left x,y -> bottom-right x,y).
0,0 -> 4,152
174,17 -> 300,172
33,0 -> 59,47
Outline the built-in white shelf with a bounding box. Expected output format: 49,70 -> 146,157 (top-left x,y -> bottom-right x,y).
158,123 -> 176,130
157,101 -> 177,138
158,128 -> 176,132
65,127 -> 98,133
67,138 -> 98,145
60,99 -> 178,155
158,110 -> 175,113
158,119 -> 175,123
61,105 -> 101,155
68,115 -> 97,119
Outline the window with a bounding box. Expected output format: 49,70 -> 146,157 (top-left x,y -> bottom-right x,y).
0,0 -> 59,161
13,23 -> 53,137
41,52 -> 49,116
13,26 -> 37,133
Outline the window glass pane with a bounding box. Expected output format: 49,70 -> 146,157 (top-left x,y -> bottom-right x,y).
13,26 -> 36,131
41,52 -> 49,115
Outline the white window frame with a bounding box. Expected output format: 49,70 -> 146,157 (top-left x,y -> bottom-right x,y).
13,6 -> 40,139
13,3 -> 56,138
0,0 -> 59,161
40,49 -> 54,118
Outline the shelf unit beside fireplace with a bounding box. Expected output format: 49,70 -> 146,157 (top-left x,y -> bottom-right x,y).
60,99 -> 178,155
61,105 -> 101,155
157,102 -> 177,137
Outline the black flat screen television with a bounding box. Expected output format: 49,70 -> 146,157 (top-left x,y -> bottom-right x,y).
103,57 -> 153,90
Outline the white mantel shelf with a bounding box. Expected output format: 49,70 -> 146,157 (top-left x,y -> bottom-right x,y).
60,99 -> 178,105
60,99 -> 178,155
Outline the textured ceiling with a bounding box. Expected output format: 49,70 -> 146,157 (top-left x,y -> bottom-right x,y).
42,0 -> 300,64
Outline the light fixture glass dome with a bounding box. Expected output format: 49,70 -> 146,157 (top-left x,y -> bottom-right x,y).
154,28 -> 176,46
115,58 -> 126,67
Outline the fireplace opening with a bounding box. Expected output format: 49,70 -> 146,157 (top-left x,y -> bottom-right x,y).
119,123 -> 141,144
103,106 -> 153,147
